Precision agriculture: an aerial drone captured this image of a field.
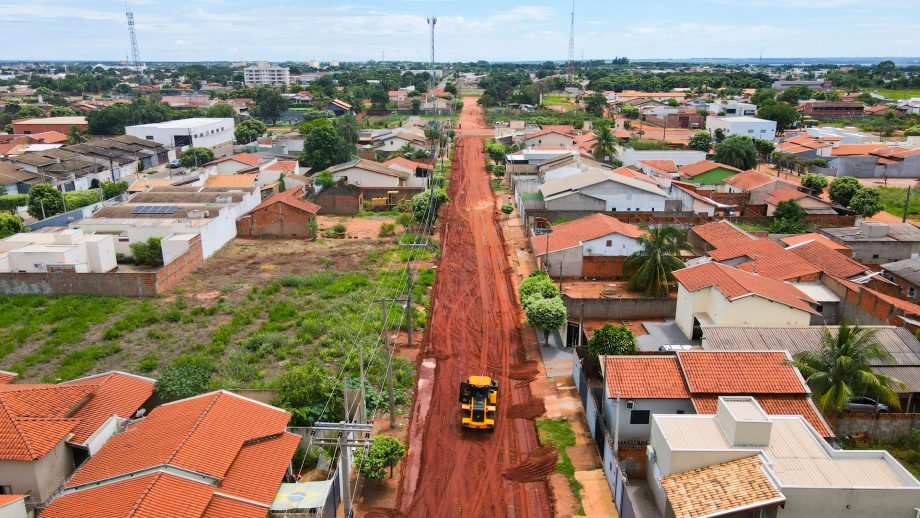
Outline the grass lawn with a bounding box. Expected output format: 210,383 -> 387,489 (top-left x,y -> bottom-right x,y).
874,89 -> 920,100
537,418 -> 585,515
878,186 -> 920,219
0,237 -> 436,423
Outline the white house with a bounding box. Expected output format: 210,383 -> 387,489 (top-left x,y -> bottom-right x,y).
126,118 -> 235,157
619,149 -> 707,168
530,213 -> 646,277
522,129 -> 578,149
539,168 -> 670,212
326,159 -> 416,188
706,115 -> 777,142
707,99 -> 757,117
364,131 -> 428,153
0,229 -> 116,273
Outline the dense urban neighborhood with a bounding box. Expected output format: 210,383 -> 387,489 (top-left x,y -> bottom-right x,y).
2,2 -> 920,517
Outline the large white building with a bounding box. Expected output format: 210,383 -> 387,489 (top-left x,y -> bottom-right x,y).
0,229 -> 116,273
125,118 -> 235,158
706,115 -> 777,142
243,61 -> 290,87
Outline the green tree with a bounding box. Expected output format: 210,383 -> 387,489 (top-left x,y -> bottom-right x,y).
410,188 -> 449,222
750,89 -> 777,106
206,103 -> 235,118
423,120 -> 443,156
26,184 -> 65,219
272,360 -> 342,425
334,114 -> 360,145
714,135 -> 758,170
828,176 -> 861,206
518,271 -> 559,303
50,106 -> 79,117
501,204 -> 514,216
15,105 -> 45,118
313,170 -> 335,188
0,194 -> 27,213
485,142 -> 509,163
588,324 -> 638,360
849,187 -> 883,217
753,139 -> 775,160
253,88 -> 289,124
155,355 -> 215,401
773,200 -> 806,222
179,147 -> 214,168
234,118 -> 267,144
801,173 -> 829,195
584,93 -> 608,116
299,125 -> 351,172
592,125 -> 618,163
410,98 -> 421,114
129,237 -> 163,266
688,131 -> 712,152
354,436 -> 407,479
0,214 -> 23,238
790,322 -> 905,414
523,296 -> 567,346
756,101 -> 799,131
66,126 -> 89,144
905,126 -> 920,137
713,128 -> 726,143
624,225 -> 689,297
102,181 -> 129,200
477,94 -> 497,108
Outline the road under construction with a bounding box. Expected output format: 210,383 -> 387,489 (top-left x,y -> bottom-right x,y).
396,99 -> 554,517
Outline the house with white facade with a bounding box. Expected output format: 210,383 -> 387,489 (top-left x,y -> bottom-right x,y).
325,159 -> 426,188
539,168 -> 669,212
707,99 -> 757,117
243,61 -> 290,87
530,213 -> 646,278
706,115 -> 777,142
126,118 -> 235,158
0,229 -> 116,273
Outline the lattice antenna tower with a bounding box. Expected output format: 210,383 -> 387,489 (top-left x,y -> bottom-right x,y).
125,1 -> 144,81
566,0 -> 575,81
427,17 -> 437,99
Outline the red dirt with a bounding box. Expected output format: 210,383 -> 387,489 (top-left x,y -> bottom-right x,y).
507,398 -> 547,420
396,99 -> 553,517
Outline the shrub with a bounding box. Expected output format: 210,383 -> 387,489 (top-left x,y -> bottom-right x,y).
0,214 -> 23,238
179,147 -> 214,168
518,274 -> 559,304
313,170 -> 335,188
829,176 -> 861,206
849,187 -> 883,217
354,436 -> 407,480
411,189 -> 449,222
378,222 -> 396,237
773,200 -> 806,223
801,173 -> 829,195
63,189 -> 103,210
102,181 -> 129,200
395,212 -> 413,229
588,324 -> 638,359
137,352 -> 158,372
155,355 -> 215,401
0,194 -> 27,213
322,223 -> 347,238
272,360 -> 342,426
501,204 -> 513,215
129,237 -> 163,266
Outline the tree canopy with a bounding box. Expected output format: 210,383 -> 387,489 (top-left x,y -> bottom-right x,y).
713,135 -> 758,170
828,176 -> 861,206
624,225 -> 689,297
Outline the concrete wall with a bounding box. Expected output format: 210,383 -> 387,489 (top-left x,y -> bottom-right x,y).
834,413 -> 920,442
602,395 -> 695,442
779,487 -> 920,518
331,167 -> 401,188
543,191 -> 605,212
542,248 -> 583,278
564,294 -> 677,320
832,155 -> 920,179
0,440 -> 73,504
620,149 -> 706,167
578,182 -> 668,212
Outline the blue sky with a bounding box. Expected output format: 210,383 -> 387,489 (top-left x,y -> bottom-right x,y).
1,0 -> 918,62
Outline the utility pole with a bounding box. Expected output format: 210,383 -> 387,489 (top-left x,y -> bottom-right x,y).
376,298 -> 397,429
613,391 -> 621,458
310,422 -> 373,518
903,185 -> 912,223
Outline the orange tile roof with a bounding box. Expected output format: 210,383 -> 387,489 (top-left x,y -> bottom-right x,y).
780,233 -> 851,253
524,128 -> 576,141
0,371 -> 17,384
531,213 -> 646,255
265,160 -> 298,172
67,391 -> 293,491
679,160 -> 743,179
691,395 -> 833,438
637,159 -> 678,174
707,238 -> 822,281
690,221 -> 755,249
723,170 -> 777,191
219,432 -> 301,503
250,185 -> 320,214
62,372 -> 155,444
204,152 -> 261,167
872,147 -> 920,159
383,156 -> 432,172
203,173 -> 258,188
831,144 -> 886,156
604,356 -> 690,399
776,142 -> 812,154
610,166 -> 661,185
0,384 -> 94,461
785,240 -> 868,279
660,455 -> 785,518
677,351 -> 808,395
613,129 -> 630,139
673,262 -> 817,314
30,131 -> 68,144
0,495 -> 25,507
765,186 -> 809,206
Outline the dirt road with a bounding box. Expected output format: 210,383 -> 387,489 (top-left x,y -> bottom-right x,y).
396,100 -> 552,517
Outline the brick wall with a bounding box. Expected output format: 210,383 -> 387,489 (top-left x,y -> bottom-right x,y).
236,204 -> 315,238
0,235 -> 204,297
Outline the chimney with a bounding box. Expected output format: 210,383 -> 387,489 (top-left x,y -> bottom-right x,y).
716,397 -> 772,447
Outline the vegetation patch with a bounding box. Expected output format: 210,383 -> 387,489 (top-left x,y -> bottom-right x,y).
537,418 -> 585,515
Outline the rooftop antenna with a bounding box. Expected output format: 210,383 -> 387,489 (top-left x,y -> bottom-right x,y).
566,0 -> 575,82
125,1 -> 144,83
427,17 -> 437,104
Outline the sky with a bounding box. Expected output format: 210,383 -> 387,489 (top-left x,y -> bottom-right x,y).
1,0 -> 919,62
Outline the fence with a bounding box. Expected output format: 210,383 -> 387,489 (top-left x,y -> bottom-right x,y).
572,351 -> 637,518
834,413 -> 920,442
28,192 -> 129,230
564,295 -> 677,320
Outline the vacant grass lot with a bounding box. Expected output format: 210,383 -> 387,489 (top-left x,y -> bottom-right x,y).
0,236 -> 436,422
878,186 -> 920,220
874,89 -> 920,100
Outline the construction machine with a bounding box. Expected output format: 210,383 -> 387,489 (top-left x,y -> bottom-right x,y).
459,375 -> 498,429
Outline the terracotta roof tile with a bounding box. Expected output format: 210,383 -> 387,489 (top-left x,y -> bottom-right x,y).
691,395 -> 833,438
637,160 -> 678,174
383,156 -> 432,173
765,186 -> 809,205
679,160 -> 743,179
604,356 -> 690,399
780,233 -> 850,253
677,351 -> 808,394
660,455 -> 785,518
723,170 -> 779,191
690,221 -> 755,249
250,185 -> 320,214
673,262 -> 817,314
203,174 -> 259,188
62,372 -> 155,444
831,144 -> 886,157
785,240 -> 868,279
610,166 -> 661,185
204,152 -> 261,168
265,160 -> 297,172
531,213 -> 646,255
219,432 -> 301,503
0,371 -> 17,384
707,238 -> 822,281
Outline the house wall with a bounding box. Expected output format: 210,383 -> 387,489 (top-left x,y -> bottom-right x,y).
543,192 -> 606,212
373,136 -> 426,153
675,285 -> 812,337
778,487 -> 920,518
669,188 -> 717,216
524,133 -> 577,149
706,117 -> 777,141
601,395 -> 695,442
583,233 -> 644,258
563,295 -> 677,320
542,248 -> 584,278
0,498 -> 27,518
827,239 -> 920,265
125,119 -> 234,151
0,440 -> 73,504
236,204 -> 315,238
620,149 -> 706,167
316,191 -> 363,215
885,271 -> 920,301
12,121 -> 87,134
331,167 -> 401,188
578,181 -> 668,212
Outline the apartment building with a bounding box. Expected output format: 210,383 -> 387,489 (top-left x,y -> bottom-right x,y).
243,61 -> 291,87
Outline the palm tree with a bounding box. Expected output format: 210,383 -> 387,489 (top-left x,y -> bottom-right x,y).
623,225 -> 689,297
714,135 -> 758,170
423,120 -> 443,158
789,321 -> 906,415
67,126 -> 88,145
592,125 -> 618,163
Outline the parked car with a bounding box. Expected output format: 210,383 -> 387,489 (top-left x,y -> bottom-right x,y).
846,397 -> 889,413
169,159 -> 181,168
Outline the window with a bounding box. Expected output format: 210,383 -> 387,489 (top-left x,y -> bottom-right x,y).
629,410 -> 650,424
909,286 -> 916,299
676,410 -> 685,414
145,135 -> 154,140
872,254 -> 880,259
0,486 -> 11,495
605,240 -> 612,247
748,129 -> 754,134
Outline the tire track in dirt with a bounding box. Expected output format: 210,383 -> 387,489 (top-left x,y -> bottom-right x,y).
396,100 -> 552,517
